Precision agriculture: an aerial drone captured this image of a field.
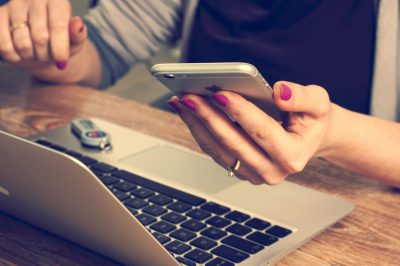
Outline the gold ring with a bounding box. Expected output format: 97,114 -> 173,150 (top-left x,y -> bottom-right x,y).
227,159 -> 241,177
10,21 -> 29,32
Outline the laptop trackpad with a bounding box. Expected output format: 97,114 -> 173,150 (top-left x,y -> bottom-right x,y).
119,145 -> 239,194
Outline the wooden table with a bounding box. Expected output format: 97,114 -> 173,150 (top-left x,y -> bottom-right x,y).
0,64 -> 399,266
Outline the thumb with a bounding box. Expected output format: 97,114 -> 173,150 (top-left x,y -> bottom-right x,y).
273,81 -> 331,118
69,16 -> 87,53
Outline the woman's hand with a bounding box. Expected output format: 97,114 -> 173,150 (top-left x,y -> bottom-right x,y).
168,82 -> 333,185
0,0 -> 87,70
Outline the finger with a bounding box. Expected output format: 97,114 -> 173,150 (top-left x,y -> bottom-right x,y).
69,16 -> 87,56
0,8 -> 20,62
178,95 -> 287,185
169,97 -> 265,185
29,0 -> 50,62
273,81 -> 331,119
210,91 -> 307,172
8,1 -> 34,59
48,0 -> 71,62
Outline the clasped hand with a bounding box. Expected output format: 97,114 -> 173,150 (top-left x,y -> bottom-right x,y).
0,0 -> 86,69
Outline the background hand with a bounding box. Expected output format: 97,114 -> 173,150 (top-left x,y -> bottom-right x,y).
0,0 -> 87,71
169,82 -> 332,185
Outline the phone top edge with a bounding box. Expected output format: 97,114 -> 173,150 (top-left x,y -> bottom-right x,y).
150,62 -> 258,77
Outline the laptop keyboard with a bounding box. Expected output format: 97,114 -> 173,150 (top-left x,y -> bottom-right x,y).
36,139 -> 293,265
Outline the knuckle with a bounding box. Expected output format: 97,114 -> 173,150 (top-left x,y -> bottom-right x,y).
50,19 -> 68,31
32,31 -> 49,46
255,168 -> 273,185
307,85 -> 331,115
280,158 -> 306,175
248,124 -> 270,142
228,106 -> 244,121
197,109 -> 214,125
258,170 -> 286,185
223,94 -> 245,120
14,40 -> 32,52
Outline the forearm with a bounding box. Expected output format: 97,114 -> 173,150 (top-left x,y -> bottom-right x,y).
320,104 -> 400,187
16,40 -> 101,87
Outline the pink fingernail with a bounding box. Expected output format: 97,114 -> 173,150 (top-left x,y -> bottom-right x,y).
179,98 -> 197,111
212,94 -> 228,106
79,24 -> 85,33
55,61 -> 68,70
167,101 -> 181,113
280,83 -> 292,101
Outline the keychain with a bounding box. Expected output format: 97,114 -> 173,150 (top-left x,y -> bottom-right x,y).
71,119 -> 111,150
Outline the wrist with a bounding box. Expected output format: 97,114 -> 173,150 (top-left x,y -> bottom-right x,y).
315,103 -> 345,159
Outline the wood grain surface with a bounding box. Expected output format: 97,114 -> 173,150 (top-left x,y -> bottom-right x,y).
0,64 -> 399,266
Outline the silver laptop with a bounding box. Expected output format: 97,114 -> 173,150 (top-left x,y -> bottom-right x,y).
0,118 -> 353,266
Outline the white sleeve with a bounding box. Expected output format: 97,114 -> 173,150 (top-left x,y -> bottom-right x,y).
84,0 -> 183,87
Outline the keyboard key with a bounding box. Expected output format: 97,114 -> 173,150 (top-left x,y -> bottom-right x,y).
150,221 -> 176,234
36,139 -> 53,147
184,249 -> 213,264
206,217 -> 231,228
221,235 -> 264,254
211,245 -> 249,263
226,223 -> 252,236
181,219 -> 207,232
206,257 -> 234,266
99,175 -> 119,185
152,232 -> 171,245
124,197 -> 148,209
225,211 -> 250,223
265,225 -> 292,238
161,212 -> 186,224
126,206 -> 138,216
247,232 -> 278,246
177,257 -> 196,266
187,209 -> 212,220
91,162 -> 117,173
135,213 -> 157,226
131,187 -> 155,199
112,190 -> 129,201
77,156 -> 97,165
112,170 -> 206,206
201,202 -> 230,215
65,150 -> 82,158
51,144 -> 67,152
91,169 -> 104,177
165,240 -> 191,255
170,228 -> 196,242
142,205 -> 167,216
112,181 -> 137,192
149,194 -> 173,205
201,227 -> 227,240
190,236 -> 217,250
168,201 -> 192,213
245,218 -> 271,230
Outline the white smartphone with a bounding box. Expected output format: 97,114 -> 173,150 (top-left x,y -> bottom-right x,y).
151,62 -> 282,120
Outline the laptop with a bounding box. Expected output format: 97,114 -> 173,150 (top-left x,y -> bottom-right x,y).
0,117 -> 353,265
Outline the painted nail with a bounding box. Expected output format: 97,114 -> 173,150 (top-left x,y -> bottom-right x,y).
167,101 -> 181,113
79,24 -> 85,33
213,94 -> 228,106
280,83 -> 292,101
179,98 -> 197,111
55,61 -> 68,70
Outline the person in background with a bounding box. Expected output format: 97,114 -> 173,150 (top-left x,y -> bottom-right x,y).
0,0 -> 399,187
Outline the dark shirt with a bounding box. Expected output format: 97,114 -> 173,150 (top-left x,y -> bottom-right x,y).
187,0 -> 376,114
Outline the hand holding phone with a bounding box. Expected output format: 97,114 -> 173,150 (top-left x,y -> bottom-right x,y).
151,62 -> 282,120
